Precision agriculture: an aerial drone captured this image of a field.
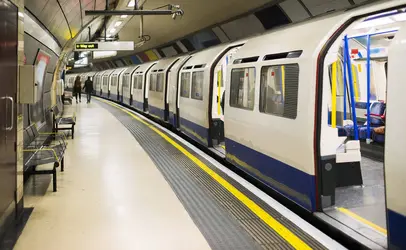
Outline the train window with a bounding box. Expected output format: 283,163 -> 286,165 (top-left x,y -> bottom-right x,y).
191,71 -> 204,100
328,60 -> 345,96
156,73 -> 164,92
123,74 -> 130,89
137,75 -> 143,89
111,76 -> 117,87
133,76 -> 138,89
150,74 -> 157,91
230,68 -> 256,110
259,64 -> 299,119
180,72 -> 191,98
133,75 -> 143,89
103,77 -> 108,86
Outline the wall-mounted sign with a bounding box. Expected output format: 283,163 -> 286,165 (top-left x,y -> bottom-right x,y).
74,41 -> 134,51
75,43 -> 98,50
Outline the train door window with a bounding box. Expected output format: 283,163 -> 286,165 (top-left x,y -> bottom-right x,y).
133,75 -> 138,89
191,71 -> 204,100
156,73 -> 164,92
123,74 -> 129,89
230,67 -> 256,110
150,74 -> 157,91
180,72 -> 191,98
259,64 -> 299,119
112,76 -> 117,87
136,75 -> 143,89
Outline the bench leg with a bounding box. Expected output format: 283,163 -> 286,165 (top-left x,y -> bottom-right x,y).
61,157 -> 64,172
53,168 -> 57,192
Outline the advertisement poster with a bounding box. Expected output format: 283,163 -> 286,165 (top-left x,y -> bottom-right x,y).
30,49 -> 51,125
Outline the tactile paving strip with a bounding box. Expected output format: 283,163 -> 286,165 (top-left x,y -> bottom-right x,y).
98,100 -> 326,250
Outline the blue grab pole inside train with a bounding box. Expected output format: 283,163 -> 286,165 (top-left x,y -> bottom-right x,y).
343,53 -> 347,120
366,34 -> 372,142
344,35 -> 359,140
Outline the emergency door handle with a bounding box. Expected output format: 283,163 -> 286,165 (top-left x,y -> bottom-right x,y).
1,96 -> 14,131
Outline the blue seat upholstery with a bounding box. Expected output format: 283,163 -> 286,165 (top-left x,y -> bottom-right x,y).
337,101 -> 386,140
372,132 -> 385,143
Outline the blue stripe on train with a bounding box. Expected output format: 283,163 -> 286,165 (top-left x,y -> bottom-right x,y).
123,96 -> 131,106
179,117 -> 208,146
109,93 -> 119,101
148,105 -> 165,120
169,111 -> 176,127
132,99 -> 144,111
225,138 -> 316,211
388,209 -> 406,249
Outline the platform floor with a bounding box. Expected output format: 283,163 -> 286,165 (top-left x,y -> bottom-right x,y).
15,101 -> 210,250
14,99 -> 344,250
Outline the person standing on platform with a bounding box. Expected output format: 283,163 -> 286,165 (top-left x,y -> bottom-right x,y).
73,76 -> 82,104
83,76 -> 94,103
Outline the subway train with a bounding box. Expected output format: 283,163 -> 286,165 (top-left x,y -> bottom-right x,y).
66,1 -> 406,248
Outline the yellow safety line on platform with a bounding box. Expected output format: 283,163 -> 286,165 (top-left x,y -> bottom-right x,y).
98,98 -> 312,250
337,207 -> 387,235
332,62 -> 337,128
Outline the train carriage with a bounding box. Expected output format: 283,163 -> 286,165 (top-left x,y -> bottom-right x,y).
100,69 -> 115,98
146,57 -> 183,121
109,68 -> 126,101
131,62 -> 156,111
87,1 -> 406,248
120,66 -> 139,105
167,56 -> 190,128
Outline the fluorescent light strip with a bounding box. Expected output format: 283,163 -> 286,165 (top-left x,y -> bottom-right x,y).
128,0 -> 135,7
93,51 -> 117,59
115,21 -> 123,27
121,15 -> 128,18
393,13 -> 406,22
354,17 -> 395,30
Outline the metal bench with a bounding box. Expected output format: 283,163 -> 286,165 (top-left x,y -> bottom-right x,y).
52,105 -> 76,139
62,94 -> 73,105
23,124 -> 67,192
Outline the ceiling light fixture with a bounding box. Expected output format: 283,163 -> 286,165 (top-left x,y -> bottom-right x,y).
109,28 -> 116,33
120,15 -> 128,18
115,21 -> 123,27
127,0 -> 135,7
354,17 -> 395,30
393,13 -> 406,22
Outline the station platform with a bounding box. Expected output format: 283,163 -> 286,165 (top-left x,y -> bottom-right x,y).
14,98 -> 345,250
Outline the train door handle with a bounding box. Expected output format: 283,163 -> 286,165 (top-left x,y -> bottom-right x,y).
1,96 -> 14,131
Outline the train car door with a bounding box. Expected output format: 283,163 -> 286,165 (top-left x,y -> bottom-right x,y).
210,45 -> 242,153
0,0 -> 18,240
385,21 -> 406,250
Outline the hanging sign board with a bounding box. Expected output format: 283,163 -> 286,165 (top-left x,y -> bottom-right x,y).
75,43 -> 98,50
74,41 -> 134,51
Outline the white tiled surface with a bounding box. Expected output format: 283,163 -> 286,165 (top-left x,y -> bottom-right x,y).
15,101 -> 210,250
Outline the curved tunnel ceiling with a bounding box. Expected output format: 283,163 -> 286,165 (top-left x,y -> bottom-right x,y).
115,0 -> 277,54
25,0 -> 116,47
26,0 -> 375,68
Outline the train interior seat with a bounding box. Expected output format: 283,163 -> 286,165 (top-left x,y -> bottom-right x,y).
338,101 -> 386,142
